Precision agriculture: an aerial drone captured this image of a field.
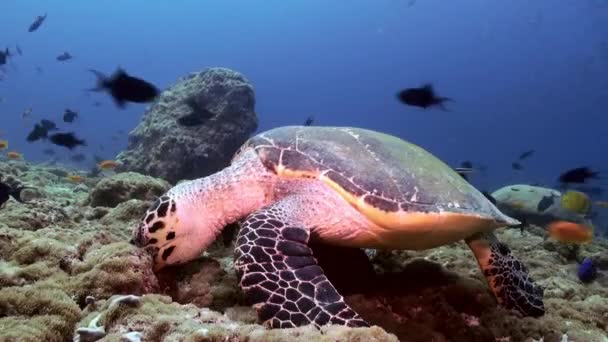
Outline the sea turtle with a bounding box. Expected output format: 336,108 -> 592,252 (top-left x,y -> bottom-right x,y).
131,126 -> 545,328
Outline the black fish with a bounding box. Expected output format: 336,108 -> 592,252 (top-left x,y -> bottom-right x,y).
70,153 -> 86,162
40,119 -> 57,131
455,161 -> 474,181
89,68 -> 159,107
93,101 -> 101,107
0,48 -> 11,66
559,167 -> 600,184
537,195 -> 555,212
519,149 -> 535,160
49,132 -> 86,149
56,52 -> 72,61
482,191 -> 497,205
460,161 -> 473,169
28,13 -> 47,32
63,109 -> 78,123
0,179 -> 31,207
397,84 -> 452,110
304,116 -> 314,126
26,123 -> 49,142
512,162 -> 523,170
15,44 -> 22,56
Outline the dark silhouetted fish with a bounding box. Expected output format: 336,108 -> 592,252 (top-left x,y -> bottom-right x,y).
519,149 -> 535,160
26,119 -> 57,142
88,68 -> 159,107
397,84 -> 452,110
63,109 -> 78,122
559,167 -> 601,184
512,162 -> 523,170
304,116 -> 314,126
460,161 -> 473,169
56,52 -> 72,61
28,13 -> 47,32
40,119 -> 57,131
0,180 -> 31,207
454,161 -> 474,180
15,44 -> 22,56
27,123 -> 48,142
49,132 -> 86,149
0,48 -> 11,66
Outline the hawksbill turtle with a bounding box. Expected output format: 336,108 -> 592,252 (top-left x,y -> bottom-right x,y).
131,126 -> 545,328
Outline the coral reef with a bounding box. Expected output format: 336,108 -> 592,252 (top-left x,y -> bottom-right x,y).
86,172 -> 170,208
0,160 -> 607,342
116,67 -> 258,183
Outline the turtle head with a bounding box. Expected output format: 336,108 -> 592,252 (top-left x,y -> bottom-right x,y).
130,189 -> 219,271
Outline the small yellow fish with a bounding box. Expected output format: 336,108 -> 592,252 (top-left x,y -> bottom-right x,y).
66,175 -> 84,183
0,140 -> 8,150
98,160 -> 119,170
6,151 -> 22,160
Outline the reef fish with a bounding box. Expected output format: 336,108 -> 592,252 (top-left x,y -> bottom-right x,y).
559,167 -> 601,184
511,162 -> 523,170
547,221 -> 593,244
89,68 -> 159,107
6,151 -> 22,160
98,160 -> 119,170
397,84 -> 451,110
518,149 -> 535,160
28,13 -> 47,32
304,115 -> 314,126
56,52 -> 73,61
0,180 -> 29,208
0,48 -> 11,65
577,258 -> 598,283
49,132 -> 86,149
63,109 -> 78,122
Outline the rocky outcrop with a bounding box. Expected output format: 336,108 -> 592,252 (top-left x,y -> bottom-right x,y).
116,67 -> 258,184
86,172 -> 170,208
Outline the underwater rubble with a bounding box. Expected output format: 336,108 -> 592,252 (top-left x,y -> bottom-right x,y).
115,67 -> 259,184
0,159 -> 607,342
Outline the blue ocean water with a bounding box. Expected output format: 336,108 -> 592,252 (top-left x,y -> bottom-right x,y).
1,1 -> 607,223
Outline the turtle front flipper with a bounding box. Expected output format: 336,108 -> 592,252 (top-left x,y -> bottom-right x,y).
234,197 -> 369,329
465,232 -> 545,317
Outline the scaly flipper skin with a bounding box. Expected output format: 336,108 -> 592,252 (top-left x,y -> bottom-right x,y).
466,232 -> 545,317
234,198 -> 369,329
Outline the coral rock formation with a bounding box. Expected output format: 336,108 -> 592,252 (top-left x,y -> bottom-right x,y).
116,67 -> 258,184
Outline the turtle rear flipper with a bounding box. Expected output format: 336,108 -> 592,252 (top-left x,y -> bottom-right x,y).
234,197 -> 369,329
466,232 -> 545,317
